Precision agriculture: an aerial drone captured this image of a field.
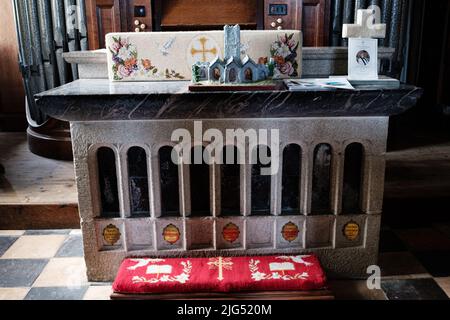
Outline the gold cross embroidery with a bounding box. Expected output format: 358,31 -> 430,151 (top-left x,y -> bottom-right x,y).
207,257 -> 233,281
190,37 -> 218,62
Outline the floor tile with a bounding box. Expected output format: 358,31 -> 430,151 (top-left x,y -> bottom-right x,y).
0,288 -> 30,300
70,229 -> 82,236
328,280 -> 387,300
0,236 -> 19,256
1,235 -> 67,259
24,229 -> 71,236
0,231 -> 25,236
0,259 -> 48,287
394,228 -> 450,252
33,257 -> 87,288
379,229 -> 407,253
414,251 -> 450,277
435,277 -> 450,298
55,235 -> 83,257
83,285 -> 112,300
379,252 -> 428,277
25,286 -> 88,300
382,278 -> 449,300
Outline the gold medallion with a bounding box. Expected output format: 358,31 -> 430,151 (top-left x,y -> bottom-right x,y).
162,224 -> 180,245
222,223 -> 240,243
281,222 -> 300,242
102,224 -> 121,246
343,221 -> 360,241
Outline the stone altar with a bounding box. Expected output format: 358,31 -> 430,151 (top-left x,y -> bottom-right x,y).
35,79 -> 422,281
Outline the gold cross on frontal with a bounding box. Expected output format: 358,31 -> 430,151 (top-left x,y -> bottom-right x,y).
191,37 -> 218,62
208,257 -> 233,281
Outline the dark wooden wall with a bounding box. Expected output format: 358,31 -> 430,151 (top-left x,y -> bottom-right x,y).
0,0 -> 26,132
86,0 -> 331,49
301,0 -> 330,46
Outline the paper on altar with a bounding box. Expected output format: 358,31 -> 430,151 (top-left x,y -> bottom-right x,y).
284,78 -> 355,91
105,30 -> 302,82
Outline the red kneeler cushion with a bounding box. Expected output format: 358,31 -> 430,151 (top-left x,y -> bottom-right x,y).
113,255 -> 328,294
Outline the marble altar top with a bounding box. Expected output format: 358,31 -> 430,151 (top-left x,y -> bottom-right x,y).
35,79 -> 422,121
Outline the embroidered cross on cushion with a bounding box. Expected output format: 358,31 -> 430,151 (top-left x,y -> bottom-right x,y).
112,255 -> 328,294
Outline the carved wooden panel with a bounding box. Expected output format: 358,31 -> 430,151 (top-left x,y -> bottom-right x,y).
264,0 -> 302,31
131,0 -> 153,33
301,0 -> 330,46
158,0 -> 260,31
86,0 -> 123,49
85,0 -> 332,48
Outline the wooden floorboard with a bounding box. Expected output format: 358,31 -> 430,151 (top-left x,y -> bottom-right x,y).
0,132 -> 77,205
0,204 -> 80,229
0,133 -> 79,229
385,142 -> 450,199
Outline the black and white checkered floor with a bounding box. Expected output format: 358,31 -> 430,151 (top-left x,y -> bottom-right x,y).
0,225 -> 449,300
0,229 -> 111,300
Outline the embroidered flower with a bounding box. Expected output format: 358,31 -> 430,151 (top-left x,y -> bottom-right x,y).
258,57 -> 268,65
251,271 -> 266,281
279,61 -> 294,76
272,272 -> 282,279
118,64 -> 132,78
159,275 -> 170,282
270,33 -> 299,78
111,41 -> 121,53
174,273 -> 189,284
279,45 -> 292,58
271,42 -> 280,52
117,46 -> 132,61
141,59 -> 152,70
273,55 -> 285,65
124,58 -> 137,70
120,37 -> 129,47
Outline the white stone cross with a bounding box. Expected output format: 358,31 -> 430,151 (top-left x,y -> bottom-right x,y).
343,9 -> 386,39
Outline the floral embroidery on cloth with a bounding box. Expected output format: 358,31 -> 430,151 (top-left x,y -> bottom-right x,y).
249,256 -> 311,281
109,36 -> 185,81
270,33 -> 299,78
131,260 -> 192,284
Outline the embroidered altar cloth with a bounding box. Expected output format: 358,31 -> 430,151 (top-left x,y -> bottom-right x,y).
113,255 -> 327,294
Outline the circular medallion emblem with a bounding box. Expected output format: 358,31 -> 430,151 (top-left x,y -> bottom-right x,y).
222,223 -> 240,243
343,221 -> 360,241
186,35 -> 221,67
162,224 -> 180,245
102,224 -> 121,246
281,222 -> 300,242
